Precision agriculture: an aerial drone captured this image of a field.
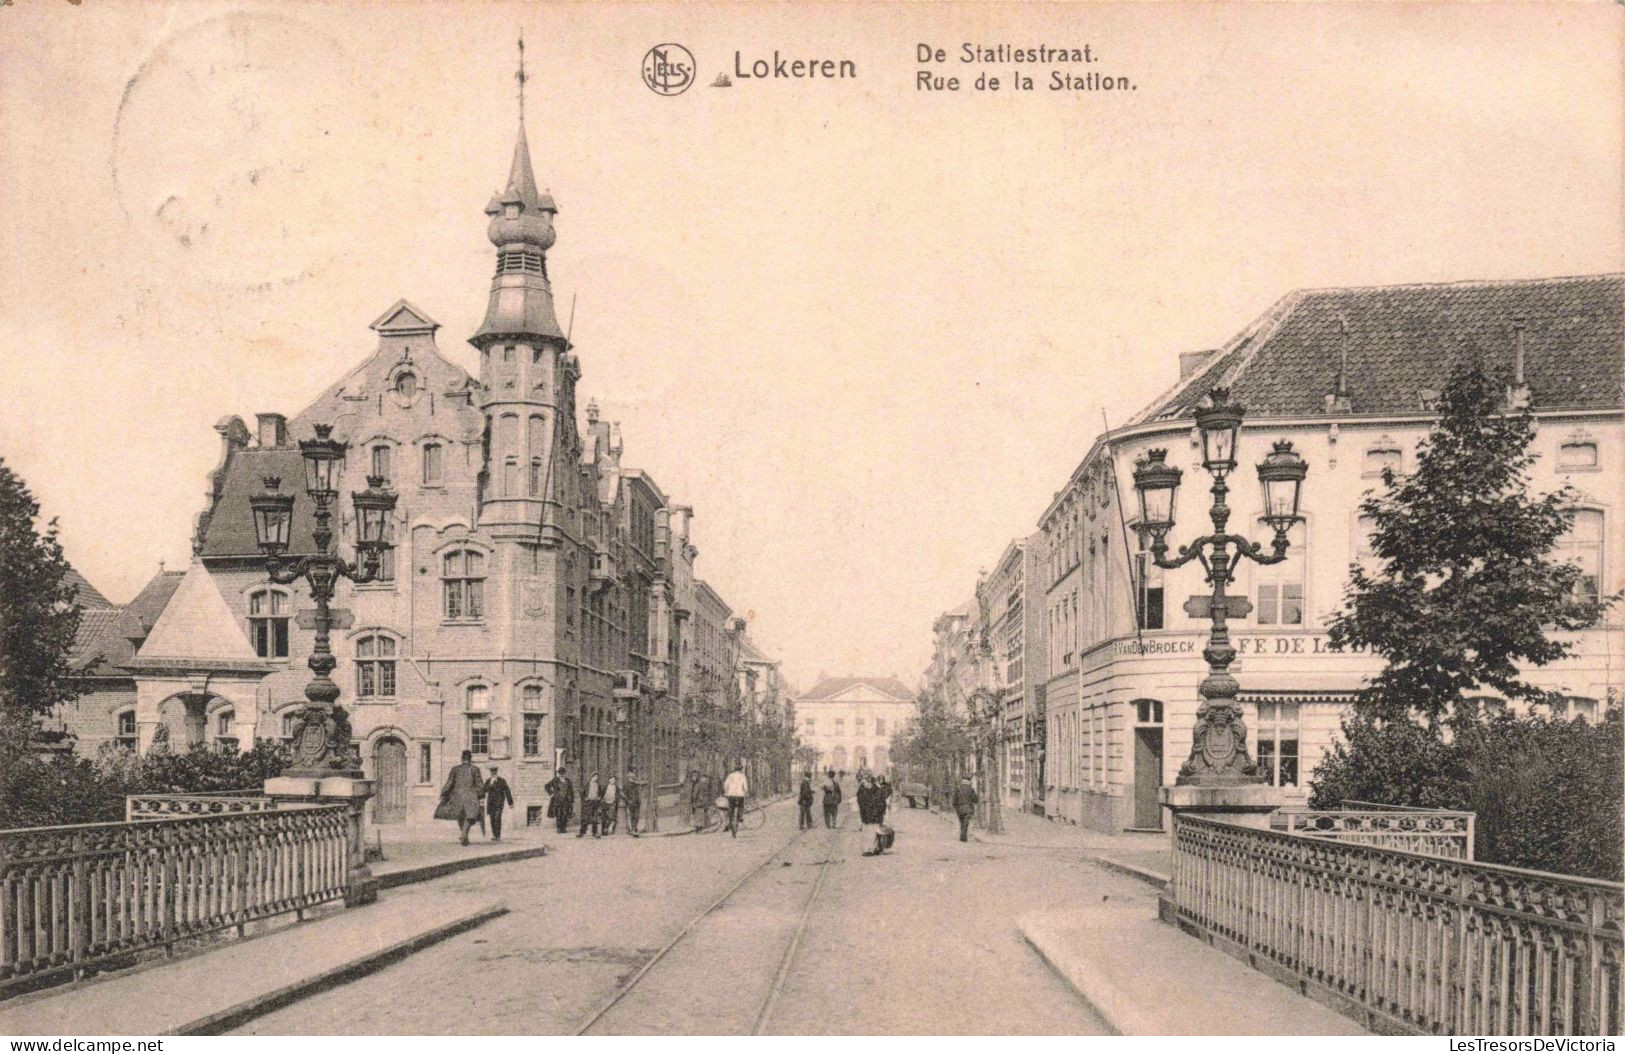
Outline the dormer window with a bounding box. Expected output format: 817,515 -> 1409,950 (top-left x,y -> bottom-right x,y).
1559,441 -> 1598,469
503,345 -> 516,364
504,203 -> 519,219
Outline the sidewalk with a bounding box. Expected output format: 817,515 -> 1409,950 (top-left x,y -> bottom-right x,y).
372,820 -> 549,885
0,897 -> 507,1036
1020,903 -> 1367,1035
921,804 -> 1174,885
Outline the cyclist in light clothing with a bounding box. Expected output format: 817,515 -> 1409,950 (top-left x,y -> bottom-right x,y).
722,764 -> 749,837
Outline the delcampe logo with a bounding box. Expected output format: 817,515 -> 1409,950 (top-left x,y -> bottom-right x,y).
641,44 -> 695,96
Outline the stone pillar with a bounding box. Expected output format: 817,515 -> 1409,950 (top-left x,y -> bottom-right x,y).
265,774 -> 378,907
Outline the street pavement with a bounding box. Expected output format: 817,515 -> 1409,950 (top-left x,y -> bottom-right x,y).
235,795 -> 1133,1035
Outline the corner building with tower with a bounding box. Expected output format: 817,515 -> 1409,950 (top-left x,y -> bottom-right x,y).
52,112 -> 786,828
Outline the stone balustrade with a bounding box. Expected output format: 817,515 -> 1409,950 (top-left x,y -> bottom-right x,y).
0,806 -> 350,994
1168,814 -> 1624,1035
1270,807 -> 1476,861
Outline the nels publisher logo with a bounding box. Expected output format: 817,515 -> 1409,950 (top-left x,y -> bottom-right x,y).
641,44 -> 695,96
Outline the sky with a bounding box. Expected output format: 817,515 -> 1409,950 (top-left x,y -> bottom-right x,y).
1,2 -> 1621,692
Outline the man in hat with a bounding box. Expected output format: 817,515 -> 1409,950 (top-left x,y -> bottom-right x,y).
484,765 -> 514,842
436,750 -> 485,846
951,774 -> 979,843
623,769 -> 643,836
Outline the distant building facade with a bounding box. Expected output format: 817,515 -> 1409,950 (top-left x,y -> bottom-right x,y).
794,675 -> 916,775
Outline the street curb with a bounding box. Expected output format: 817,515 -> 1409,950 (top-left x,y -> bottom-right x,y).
175,903 -> 509,1035
1086,853 -> 1170,889
1019,926 -> 1125,1036
376,845 -> 547,888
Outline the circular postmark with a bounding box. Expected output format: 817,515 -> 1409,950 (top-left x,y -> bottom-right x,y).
641,44 -> 696,96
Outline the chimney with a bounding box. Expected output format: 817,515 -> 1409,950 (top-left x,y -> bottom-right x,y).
256,413 -> 288,448
1178,350 -> 1212,381
1507,314 -> 1531,409
1325,316 -> 1353,413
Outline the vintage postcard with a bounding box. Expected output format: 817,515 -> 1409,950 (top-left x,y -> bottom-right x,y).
0,0 -> 1621,1041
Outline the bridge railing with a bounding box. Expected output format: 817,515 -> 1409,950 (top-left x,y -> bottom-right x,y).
1168,814 -> 1624,1036
1269,807 -> 1476,861
0,805 -> 350,994
125,792 -> 277,821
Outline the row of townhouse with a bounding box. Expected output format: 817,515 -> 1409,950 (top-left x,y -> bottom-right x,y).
51,116 -> 792,826
928,273 -> 1624,833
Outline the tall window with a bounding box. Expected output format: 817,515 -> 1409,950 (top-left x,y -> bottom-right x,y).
522,684 -> 543,711
1257,521 -> 1305,626
503,458 -> 519,498
371,445 -> 392,485
356,634 -> 397,698
443,550 -> 486,620
467,685 -> 491,756
1255,703 -> 1301,786
280,711 -> 301,745
834,717 -> 845,735
422,442 -> 444,486
804,717 -> 815,732
523,713 -> 543,756
375,518 -> 396,583
115,709 -> 137,750
875,717 -> 885,736
1134,529 -> 1165,630
419,743 -> 433,783
1557,510 -> 1604,607
248,589 -> 290,658
529,459 -> 544,497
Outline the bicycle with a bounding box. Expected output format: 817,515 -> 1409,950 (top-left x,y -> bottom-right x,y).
696,798 -> 767,834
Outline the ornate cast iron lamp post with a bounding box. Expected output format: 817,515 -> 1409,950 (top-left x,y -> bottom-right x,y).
249,424 -> 398,777
1132,388 -> 1307,787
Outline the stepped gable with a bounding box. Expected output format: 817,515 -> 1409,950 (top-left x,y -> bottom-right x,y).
1134,274 -> 1625,424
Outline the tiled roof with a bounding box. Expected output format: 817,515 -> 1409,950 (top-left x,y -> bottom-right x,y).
129,561 -> 266,671
69,608 -> 121,666
71,569 -> 184,674
1134,274 -> 1624,423
63,567 -> 115,609
798,676 -> 915,702
197,448 -> 323,558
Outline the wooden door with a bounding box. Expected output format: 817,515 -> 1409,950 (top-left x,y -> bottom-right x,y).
374,737 -> 408,824
1133,727 -> 1163,829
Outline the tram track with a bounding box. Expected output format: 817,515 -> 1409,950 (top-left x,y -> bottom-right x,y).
574,821 -> 840,1035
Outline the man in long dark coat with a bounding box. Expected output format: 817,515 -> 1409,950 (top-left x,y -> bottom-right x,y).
952,775 -> 979,843
437,750 -> 485,846
545,768 -> 575,834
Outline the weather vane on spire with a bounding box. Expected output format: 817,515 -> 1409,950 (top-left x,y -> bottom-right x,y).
516,31 -> 527,124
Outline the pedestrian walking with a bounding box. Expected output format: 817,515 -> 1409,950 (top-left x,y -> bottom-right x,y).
797,773 -> 815,830
952,774 -> 979,843
722,762 -> 749,837
484,766 -> 514,841
821,770 -> 843,829
857,775 -> 891,856
602,776 -> 620,835
688,770 -> 708,830
545,768 -> 575,834
435,750 -> 485,846
578,773 -> 603,838
623,770 -> 643,836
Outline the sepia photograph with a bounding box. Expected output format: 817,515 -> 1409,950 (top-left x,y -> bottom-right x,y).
0,0 -> 1621,1041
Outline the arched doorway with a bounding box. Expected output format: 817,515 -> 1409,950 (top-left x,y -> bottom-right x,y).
373,736 -> 409,824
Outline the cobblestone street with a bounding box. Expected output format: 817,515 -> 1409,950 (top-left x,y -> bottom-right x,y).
235,798 -> 1133,1035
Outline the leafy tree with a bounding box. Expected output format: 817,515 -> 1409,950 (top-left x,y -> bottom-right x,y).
890,691 -> 970,797
0,459 -> 84,720
1327,358 -> 1611,724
